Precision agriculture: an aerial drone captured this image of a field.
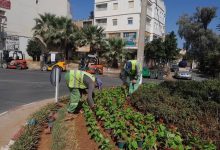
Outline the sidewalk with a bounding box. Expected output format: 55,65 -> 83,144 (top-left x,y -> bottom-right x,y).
0,99 -> 54,148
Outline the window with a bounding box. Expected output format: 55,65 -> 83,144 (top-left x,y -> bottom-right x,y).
96,18 -> 107,26
128,0 -> 134,8
123,32 -> 137,47
112,19 -> 117,26
36,0 -> 38,4
113,3 -> 118,10
96,3 -> 107,11
128,17 -> 133,25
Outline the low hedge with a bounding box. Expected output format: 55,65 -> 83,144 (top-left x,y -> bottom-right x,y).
131,80 -> 220,147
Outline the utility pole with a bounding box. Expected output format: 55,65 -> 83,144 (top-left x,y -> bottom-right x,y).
137,0 -> 148,66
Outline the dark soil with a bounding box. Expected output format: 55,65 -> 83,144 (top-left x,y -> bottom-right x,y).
75,113 -> 99,150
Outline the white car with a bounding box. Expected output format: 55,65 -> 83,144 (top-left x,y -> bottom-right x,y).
174,71 -> 192,80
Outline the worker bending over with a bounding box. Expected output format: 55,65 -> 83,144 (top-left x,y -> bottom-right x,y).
65,70 -> 103,113
120,60 -> 142,95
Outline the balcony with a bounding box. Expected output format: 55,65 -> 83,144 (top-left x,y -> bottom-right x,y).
96,3 -> 107,11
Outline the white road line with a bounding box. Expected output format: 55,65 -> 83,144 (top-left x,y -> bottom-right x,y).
0,111 -> 8,117
22,102 -> 36,107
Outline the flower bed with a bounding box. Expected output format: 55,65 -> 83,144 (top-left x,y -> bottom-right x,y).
83,87 -> 216,149
131,81 -> 219,149
10,103 -> 58,150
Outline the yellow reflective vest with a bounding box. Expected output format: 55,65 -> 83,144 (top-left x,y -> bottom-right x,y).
129,60 -> 142,75
67,70 -> 95,89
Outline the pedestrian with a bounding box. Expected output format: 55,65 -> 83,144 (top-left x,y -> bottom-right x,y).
120,60 -> 142,95
65,70 -> 103,114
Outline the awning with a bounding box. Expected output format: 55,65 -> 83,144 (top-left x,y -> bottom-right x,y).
0,0 -> 11,10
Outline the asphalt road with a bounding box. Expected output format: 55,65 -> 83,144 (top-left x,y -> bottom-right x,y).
0,69 -> 126,113
0,68 -> 207,114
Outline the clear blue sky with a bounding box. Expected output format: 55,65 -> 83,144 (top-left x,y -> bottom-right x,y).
70,0 -> 220,48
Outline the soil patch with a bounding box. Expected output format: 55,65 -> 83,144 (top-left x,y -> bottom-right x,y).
38,130 -> 52,150
75,113 -> 99,150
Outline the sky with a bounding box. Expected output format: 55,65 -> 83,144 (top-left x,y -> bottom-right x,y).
70,0 -> 220,48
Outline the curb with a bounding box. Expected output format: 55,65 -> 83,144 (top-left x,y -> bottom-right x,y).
0,99 -> 54,148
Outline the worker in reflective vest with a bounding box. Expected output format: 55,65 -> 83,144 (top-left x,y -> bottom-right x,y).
65,70 -> 103,113
120,60 -> 142,95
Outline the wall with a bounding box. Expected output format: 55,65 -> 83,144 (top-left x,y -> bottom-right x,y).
4,0 -> 72,59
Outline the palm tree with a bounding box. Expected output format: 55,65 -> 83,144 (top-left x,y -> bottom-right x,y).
48,16 -> 80,58
80,25 -> 105,53
33,13 -> 80,59
103,38 -> 126,68
33,13 -> 57,52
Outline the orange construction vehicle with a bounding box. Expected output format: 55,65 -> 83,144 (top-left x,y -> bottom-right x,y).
79,53 -> 103,75
0,50 -> 28,70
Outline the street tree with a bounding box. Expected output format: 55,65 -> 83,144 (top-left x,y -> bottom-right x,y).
103,38 -> 126,68
33,13 -> 80,59
164,31 -> 178,63
80,25 -> 106,54
177,7 -> 220,77
26,39 -> 43,61
195,7 -> 217,30
144,38 -> 165,65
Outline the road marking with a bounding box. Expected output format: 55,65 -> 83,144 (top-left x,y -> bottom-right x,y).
22,102 -> 36,107
0,111 -> 8,117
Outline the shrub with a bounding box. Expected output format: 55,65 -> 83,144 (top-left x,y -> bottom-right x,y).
131,81 -> 220,146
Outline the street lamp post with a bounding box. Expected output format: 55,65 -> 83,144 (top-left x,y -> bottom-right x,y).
137,0 -> 148,66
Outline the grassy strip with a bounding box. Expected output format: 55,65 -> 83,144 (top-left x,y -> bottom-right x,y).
10,103 -> 58,150
51,108 -> 67,150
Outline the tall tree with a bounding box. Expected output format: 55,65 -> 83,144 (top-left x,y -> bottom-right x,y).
177,7 -> 220,76
195,7 -> 217,30
89,11 -> 94,19
145,38 -> 165,64
33,13 -> 80,59
80,25 -> 105,53
164,31 -> 178,63
26,39 -> 43,61
103,38 -> 126,68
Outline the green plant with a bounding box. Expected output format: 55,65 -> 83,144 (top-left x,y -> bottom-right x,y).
10,103 -> 58,150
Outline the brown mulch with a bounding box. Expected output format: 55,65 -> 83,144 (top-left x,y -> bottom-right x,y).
75,113 -> 99,150
38,130 -> 52,150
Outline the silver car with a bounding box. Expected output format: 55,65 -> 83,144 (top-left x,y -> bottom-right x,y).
174,71 -> 192,80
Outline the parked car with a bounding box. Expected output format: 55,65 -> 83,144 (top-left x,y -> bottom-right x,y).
174,71 -> 192,80
179,60 -> 187,68
170,64 -> 179,72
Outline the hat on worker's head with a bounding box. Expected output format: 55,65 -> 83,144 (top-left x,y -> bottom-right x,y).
95,77 -> 103,90
125,61 -> 132,74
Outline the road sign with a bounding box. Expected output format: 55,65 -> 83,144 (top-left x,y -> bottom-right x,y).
50,66 -> 62,102
50,66 -> 61,86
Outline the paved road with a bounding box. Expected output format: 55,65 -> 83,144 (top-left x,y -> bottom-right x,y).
0,69 -> 163,113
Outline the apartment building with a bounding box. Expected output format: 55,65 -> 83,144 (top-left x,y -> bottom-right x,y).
0,0 -> 72,59
94,0 -> 166,49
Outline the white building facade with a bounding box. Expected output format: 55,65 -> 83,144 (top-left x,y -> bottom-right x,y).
0,0 -> 72,59
94,0 -> 166,49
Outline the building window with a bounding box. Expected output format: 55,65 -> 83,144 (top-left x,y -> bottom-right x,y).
109,33 -> 121,38
128,0 -> 134,8
96,18 -> 107,26
128,17 -> 133,25
36,0 -> 38,4
123,32 -> 137,47
112,19 -> 117,26
113,3 -> 118,10
96,3 -> 108,11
